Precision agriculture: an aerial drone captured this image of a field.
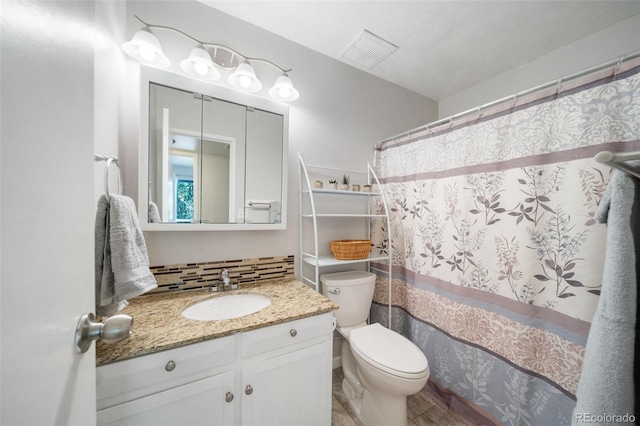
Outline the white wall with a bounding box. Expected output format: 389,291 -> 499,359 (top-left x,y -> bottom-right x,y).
439,13 -> 640,118
94,1 -> 127,204
121,1 -> 438,266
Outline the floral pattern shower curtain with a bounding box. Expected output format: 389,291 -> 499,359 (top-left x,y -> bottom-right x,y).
370,63 -> 640,425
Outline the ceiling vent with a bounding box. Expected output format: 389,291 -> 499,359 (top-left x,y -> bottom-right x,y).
339,30 -> 398,69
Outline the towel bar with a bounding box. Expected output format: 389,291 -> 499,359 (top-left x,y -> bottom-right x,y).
595,150 -> 640,180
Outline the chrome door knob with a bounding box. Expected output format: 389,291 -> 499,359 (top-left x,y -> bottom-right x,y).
225,392 -> 234,402
245,385 -> 253,395
74,313 -> 133,353
101,314 -> 133,344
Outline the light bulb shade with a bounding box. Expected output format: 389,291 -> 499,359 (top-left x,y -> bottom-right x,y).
122,28 -> 170,68
228,61 -> 262,92
269,74 -> 300,101
180,47 -> 220,80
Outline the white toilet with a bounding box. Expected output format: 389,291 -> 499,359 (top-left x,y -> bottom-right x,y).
321,270 -> 430,426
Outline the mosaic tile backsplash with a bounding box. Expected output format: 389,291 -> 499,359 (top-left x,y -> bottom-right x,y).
147,255 -> 295,294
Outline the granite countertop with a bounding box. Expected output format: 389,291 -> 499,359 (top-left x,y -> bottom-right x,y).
96,278 -> 338,366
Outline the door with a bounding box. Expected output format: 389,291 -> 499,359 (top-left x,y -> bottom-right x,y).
1,1 -> 98,424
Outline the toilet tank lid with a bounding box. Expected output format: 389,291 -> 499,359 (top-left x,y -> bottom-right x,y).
350,323 -> 428,376
320,270 -> 376,286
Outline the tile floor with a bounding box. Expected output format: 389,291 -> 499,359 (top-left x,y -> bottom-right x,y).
331,367 -> 466,426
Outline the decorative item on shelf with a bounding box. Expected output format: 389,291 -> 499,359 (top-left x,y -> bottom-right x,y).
121,15 -> 300,102
352,184 -> 361,192
363,184 -> 372,193
341,174 -> 350,191
328,179 -> 338,190
330,240 -> 372,260
314,180 -> 324,189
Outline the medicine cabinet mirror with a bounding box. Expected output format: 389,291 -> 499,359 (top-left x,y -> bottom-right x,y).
138,67 -> 288,231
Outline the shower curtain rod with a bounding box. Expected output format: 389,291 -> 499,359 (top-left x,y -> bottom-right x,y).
379,49 -> 640,145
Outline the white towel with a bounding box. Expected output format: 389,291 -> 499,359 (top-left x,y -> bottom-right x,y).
149,201 -> 161,223
269,201 -> 281,224
95,194 -> 157,316
572,167 -> 638,424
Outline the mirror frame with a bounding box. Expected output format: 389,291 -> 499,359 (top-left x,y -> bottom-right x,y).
138,66 -> 289,231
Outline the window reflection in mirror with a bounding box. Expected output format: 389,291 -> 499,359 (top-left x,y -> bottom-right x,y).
148,82 -> 284,225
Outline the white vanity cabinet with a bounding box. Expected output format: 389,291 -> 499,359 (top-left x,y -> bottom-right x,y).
240,314 -> 334,426
96,335 -> 236,426
97,371 -> 235,426
96,313 -> 334,426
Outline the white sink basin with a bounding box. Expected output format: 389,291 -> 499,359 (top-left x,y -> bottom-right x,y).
181,294 -> 271,321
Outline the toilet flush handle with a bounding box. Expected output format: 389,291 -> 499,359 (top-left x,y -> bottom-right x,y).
328,288 -> 340,295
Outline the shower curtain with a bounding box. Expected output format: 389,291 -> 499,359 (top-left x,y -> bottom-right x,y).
370,62 -> 640,425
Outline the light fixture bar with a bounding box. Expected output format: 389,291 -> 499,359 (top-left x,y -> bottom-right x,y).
124,15 -> 300,101
133,15 -> 292,74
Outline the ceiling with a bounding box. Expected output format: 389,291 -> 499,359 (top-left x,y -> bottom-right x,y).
201,1 -> 640,101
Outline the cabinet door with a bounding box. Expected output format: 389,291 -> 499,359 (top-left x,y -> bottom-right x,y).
242,342 -> 332,426
97,371 -> 235,426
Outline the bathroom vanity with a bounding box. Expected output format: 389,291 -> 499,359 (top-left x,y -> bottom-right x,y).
96,279 -> 337,426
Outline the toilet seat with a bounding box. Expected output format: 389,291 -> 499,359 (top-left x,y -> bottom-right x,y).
350,323 -> 429,380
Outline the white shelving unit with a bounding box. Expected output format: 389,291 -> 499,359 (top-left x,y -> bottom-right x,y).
298,153 -> 392,326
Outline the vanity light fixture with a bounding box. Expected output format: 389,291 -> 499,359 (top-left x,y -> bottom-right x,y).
269,73 -> 300,102
122,15 -> 300,101
122,27 -> 170,68
180,45 -> 220,81
228,60 -> 262,92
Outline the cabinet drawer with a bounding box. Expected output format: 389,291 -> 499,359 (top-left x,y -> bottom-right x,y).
97,335 -> 234,409
97,371 -> 235,426
242,313 -> 334,358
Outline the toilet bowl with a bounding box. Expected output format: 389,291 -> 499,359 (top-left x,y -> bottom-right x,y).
321,271 -> 430,426
350,323 -> 429,426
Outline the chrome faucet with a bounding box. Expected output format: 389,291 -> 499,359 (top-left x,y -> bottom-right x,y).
221,268 -> 231,290
210,268 -> 237,292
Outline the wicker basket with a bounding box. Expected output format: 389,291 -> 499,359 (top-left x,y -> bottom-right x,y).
330,240 -> 371,260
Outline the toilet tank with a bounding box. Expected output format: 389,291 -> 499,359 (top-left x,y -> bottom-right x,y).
321,271 -> 376,327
